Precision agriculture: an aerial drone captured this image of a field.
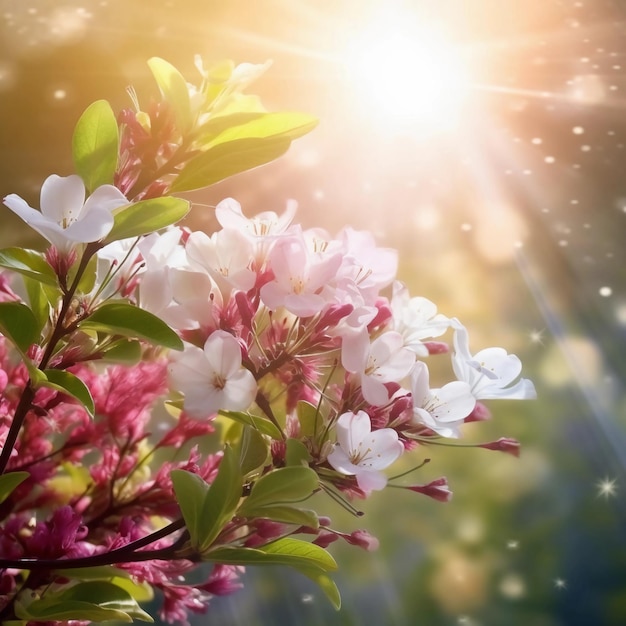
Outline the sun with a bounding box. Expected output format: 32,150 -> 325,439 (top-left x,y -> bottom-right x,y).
343,14 -> 471,134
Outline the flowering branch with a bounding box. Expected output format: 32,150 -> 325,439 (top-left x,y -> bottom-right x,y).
0,55 -> 535,625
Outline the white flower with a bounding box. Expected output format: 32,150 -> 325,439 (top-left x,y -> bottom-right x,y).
451,321 -> 537,400
391,281 -> 451,356
327,410 -> 404,493
186,228 -> 257,293
410,361 -> 476,438
342,330 -> 415,406
3,174 -> 127,253
168,330 -> 257,418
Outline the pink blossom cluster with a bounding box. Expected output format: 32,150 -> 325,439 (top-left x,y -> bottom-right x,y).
98,197 -> 535,496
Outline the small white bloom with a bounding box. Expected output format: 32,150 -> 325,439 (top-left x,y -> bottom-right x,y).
451,321 -> 537,400
342,330 -> 415,406
327,410 -> 404,492
168,330 -> 257,418
186,228 -> 257,293
391,281 -> 451,356
3,174 -> 127,252
410,361 -> 476,438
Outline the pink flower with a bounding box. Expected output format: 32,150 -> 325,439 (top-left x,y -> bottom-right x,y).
260,231 -> 343,316
327,410 -> 404,493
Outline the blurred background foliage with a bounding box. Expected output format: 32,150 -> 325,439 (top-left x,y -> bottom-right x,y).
1,0 -> 625,624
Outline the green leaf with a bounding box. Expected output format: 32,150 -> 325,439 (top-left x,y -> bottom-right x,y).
207,538 -> 336,571
239,466 -> 318,516
195,112 -> 266,143
40,369 -> 95,417
285,438 -> 312,467
15,580 -> 153,623
147,57 -> 193,134
80,302 -> 183,351
203,111 -> 318,149
22,275 -> 53,335
0,471 -> 29,504
0,247 -> 58,286
206,538 -> 339,608
72,100 -> 119,192
198,446 -> 243,552
0,301 -> 40,353
219,410 -> 283,440
236,426 -> 269,476
72,253 -> 98,295
299,568 -> 341,610
105,196 -> 190,243
52,568 -> 154,604
170,136 -> 292,193
172,448 -> 243,553
171,469 -> 210,548
243,505 -> 319,528
296,400 -> 319,438
100,339 -> 142,363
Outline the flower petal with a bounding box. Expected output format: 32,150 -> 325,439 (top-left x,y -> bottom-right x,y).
40,174 -> 85,222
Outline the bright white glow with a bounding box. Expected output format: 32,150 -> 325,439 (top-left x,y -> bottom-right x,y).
343,16 -> 471,133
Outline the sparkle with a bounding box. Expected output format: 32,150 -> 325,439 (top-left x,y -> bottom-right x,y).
529,329 -> 545,345
554,578 -> 567,590
596,477 -> 617,498
507,539 -> 519,549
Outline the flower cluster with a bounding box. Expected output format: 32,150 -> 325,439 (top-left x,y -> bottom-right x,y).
0,57 -> 535,625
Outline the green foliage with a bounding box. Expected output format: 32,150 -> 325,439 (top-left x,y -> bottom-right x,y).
0,301 -> 40,354
296,400 -> 319,438
14,580 -> 153,623
0,471 -> 29,504
39,369 -> 95,417
169,136 -> 292,192
206,538 -> 340,609
79,302 -> 183,351
0,248 -> 58,286
219,410 -> 284,439
237,466 -> 319,518
198,111 -> 318,148
236,425 -> 269,476
147,57 -> 193,134
105,196 -> 190,243
72,100 -> 119,192
285,438 -> 312,467
99,339 -> 142,363
22,276 -> 54,335
172,447 -> 243,553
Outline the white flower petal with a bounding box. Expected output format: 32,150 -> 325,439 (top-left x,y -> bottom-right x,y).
40,174 -> 85,221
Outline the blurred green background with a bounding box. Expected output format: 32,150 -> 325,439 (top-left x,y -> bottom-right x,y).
1,0 -> 625,624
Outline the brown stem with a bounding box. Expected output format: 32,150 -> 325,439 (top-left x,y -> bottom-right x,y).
0,243 -> 99,475
0,518 -> 187,571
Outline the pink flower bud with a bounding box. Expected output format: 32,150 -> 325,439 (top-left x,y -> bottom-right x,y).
313,531 -> 339,549
407,477 -> 453,502
423,341 -> 449,355
478,437 -> 520,457
464,401 -> 492,422
346,529 -> 379,551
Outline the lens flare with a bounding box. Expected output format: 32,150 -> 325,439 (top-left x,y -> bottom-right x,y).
343,17 -> 471,133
